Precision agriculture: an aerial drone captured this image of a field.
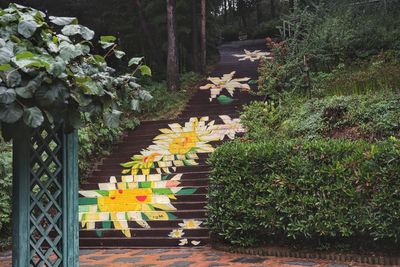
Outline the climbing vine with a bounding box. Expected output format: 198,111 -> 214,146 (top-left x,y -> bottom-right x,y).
0,3 -> 152,139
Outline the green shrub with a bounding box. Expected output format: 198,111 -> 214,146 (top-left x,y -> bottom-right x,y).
241,94 -> 400,141
0,140 -> 12,245
208,138 -> 400,249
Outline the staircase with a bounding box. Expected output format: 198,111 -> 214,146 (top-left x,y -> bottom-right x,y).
78,39 -> 266,248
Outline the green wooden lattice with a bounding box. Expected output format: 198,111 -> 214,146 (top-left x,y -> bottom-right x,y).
12,121 -> 78,267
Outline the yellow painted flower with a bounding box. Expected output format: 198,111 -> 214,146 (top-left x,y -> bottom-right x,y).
233,49 -> 272,62
200,71 -> 251,101
178,219 -> 202,229
79,174 -> 183,237
148,117 -> 219,155
121,152 -> 161,175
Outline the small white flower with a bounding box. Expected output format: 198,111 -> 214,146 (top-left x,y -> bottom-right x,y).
169,229 -> 185,238
179,238 -> 188,246
191,240 -> 201,246
178,219 -> 202,229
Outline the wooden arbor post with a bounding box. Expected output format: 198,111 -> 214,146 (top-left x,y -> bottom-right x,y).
12,121 -> 79,267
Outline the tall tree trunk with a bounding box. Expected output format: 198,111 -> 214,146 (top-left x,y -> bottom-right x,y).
270,0 -> 276,18
200,0 -> 207,74
166,0 -> 179,91
134,0 -> 160,67
223,0 -> 228,24
192,0 -> 200,72
289,0 -> 295,10
256,0 -> 263,24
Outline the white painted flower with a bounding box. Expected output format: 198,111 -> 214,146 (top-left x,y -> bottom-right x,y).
191,240 -> 201,246
169,229 -> 185,238
200,71 -> 251,101
233,49 -> 272,62
212,115 -> 246,140
179,238 -> 189,246
178,219 -> 202,229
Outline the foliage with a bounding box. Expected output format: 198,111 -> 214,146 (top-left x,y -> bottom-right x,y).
0,3 -> 151,139
0,139 -> 11,246
258,1 -> 400,99
208,137 -> 400,249
241,93 -> 400,142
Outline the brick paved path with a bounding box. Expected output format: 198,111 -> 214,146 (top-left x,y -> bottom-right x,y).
0,247 -> 381,267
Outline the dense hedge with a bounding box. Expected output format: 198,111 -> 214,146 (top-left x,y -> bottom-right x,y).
0,141 -> 12,247
208,138 -> 400,248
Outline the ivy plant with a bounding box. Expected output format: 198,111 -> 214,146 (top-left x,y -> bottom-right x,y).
0,3 -> 152,140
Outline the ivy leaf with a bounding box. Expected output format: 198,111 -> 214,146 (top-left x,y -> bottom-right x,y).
138,90 -> 153,101
76,76 -> 104,96
0,64 -> 11,71
0,47 -> 13,64
80,26 -> 94,41
139,65 -> 152,76
130,99 -> 140,111
35,82 -> 68,106
15,74 -> 43,98
114,50 -> 125,59
49,16 -> 78,26
0,87 -> 16,104
103,109 -> 122,128
100,36 -> 116,43
1,69 -> 22,87
61,24 -> 81,36
23,107 -> 44,128
128,57 -> 143,67
18,19 -> 38,38
0,103 -> 23,123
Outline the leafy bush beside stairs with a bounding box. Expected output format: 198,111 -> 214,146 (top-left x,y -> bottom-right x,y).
208,138 -> 400,249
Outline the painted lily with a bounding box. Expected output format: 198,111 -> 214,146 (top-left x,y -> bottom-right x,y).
212,115 -> 246,140
169,229 -> 185,238
178,219 -> 202,229
200,71 -> 251,101
233,49 -> 272,62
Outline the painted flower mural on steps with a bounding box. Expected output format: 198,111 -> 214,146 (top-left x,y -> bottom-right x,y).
233,49 -> 272,62
200,71 -> 251,101
78,116 -> 245,240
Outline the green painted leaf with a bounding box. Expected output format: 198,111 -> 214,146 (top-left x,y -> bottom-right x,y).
120,161 -> 134,168
167,212 -> 177,220
102,221 -> 112,229
18,19 -> 38,38
152,188 -> 173,195
0,103 -> 23,123
175,188 -> 197,195
95,230 -> 103,237
78,197 -> 97,205
128,57 -> 143,67
23,107 -> 44,128
0,87 -> 16,104
95,190 -> 109,197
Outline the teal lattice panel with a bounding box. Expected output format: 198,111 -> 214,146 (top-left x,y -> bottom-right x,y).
28,123 -> 64,267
